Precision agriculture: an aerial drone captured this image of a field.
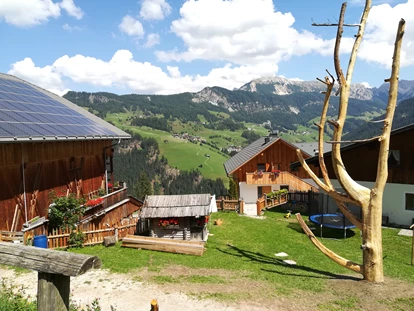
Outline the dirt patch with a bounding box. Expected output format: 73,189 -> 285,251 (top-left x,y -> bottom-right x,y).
1,266 -> 413,311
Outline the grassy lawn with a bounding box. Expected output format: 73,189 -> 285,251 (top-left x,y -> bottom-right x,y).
71,209 -> 414,310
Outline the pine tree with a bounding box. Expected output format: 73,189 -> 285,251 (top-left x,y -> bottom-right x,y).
134,172 -> 153,200
228,178 -> 238,199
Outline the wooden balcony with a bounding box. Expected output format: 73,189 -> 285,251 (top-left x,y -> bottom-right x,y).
246,171 -> 317,192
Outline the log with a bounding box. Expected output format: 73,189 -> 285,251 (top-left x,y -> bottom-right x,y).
122,235 -> 205,256
0,242 -> 101,276
103,236 -> 116,247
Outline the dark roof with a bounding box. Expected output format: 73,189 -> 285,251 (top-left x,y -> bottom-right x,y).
141,194 -> 211,218
0,73 -> 130,142
290,122 -> 414,169
223,134 -> 322,175
292,142 -> 332,157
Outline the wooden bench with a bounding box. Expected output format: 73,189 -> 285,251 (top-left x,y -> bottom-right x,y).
0,242 -> 101,311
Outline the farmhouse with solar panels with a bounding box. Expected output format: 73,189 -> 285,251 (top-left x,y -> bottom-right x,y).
0,73 -> 142,241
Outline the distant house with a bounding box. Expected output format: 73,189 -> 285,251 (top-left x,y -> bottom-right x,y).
291,123 -> 414,227
223,131 -> 329,205
0,73 -> 139,233
140,194 -> 217,241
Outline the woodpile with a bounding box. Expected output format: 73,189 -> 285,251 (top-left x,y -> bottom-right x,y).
122,235 -> 205,256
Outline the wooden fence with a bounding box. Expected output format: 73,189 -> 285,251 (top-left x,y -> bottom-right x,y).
256,193 -> 288,215
0,230 -> 23,243
46,217 -> 138,249
216,199 -> 244,213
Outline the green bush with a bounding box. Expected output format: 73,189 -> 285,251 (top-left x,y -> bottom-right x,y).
48,192 -> 86,231
0,279 -> 36,311
69,231 -> 86,248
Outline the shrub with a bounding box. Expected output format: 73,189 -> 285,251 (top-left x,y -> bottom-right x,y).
48,192 -> 86,231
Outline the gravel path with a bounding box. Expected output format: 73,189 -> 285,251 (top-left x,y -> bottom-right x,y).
0,268 -> 267,311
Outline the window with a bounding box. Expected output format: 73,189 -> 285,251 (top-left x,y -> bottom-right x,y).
257,163 -> 266,172
405,193 -> 414,211
388,150 -> 400,168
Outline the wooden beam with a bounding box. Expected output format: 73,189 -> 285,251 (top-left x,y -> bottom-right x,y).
0,242 -> 101,276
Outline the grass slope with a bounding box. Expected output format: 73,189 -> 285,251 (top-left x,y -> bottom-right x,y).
106,113 -> 228,180
72,209 -> 414,296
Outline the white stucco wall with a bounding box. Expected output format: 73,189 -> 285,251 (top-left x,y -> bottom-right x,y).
239,182 -> 282,204
327,180 -> 414,227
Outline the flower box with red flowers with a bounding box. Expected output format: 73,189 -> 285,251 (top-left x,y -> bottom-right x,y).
85,197 -> 104,208
271,169 -> 281,177
158,218 -> 179,229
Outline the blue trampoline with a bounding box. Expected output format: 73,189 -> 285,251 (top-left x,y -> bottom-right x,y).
309,213 -> 356,238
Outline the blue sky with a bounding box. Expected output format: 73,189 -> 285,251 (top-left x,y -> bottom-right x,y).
0,0 -> 413,95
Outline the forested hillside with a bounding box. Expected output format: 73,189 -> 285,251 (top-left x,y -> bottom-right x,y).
343,97 -> 414,141
114,133 -> 228,199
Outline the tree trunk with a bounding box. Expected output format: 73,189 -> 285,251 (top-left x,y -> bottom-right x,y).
361,193 -> 384,282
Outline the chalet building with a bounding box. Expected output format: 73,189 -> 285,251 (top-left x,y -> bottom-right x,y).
140,194 -> 217,241
0,73 -> 139,233
224,131 -> 328,206
291,124 -> 414,227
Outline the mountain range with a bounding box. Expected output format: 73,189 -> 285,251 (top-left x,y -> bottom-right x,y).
64,76 -> 414,137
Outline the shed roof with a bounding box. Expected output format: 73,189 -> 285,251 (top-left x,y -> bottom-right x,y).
0,73 -> 130,142
223,134 -> 327,175
141,194 -> 212,218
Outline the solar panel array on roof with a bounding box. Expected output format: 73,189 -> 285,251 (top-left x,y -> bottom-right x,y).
0,76 -> 123,141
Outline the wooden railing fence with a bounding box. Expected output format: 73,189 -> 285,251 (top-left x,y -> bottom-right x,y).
256,193 -> 288,216
46,217 -> 138,249
0,230 -> 23,243
246,171 -> 318,192
216,199 -> 244,213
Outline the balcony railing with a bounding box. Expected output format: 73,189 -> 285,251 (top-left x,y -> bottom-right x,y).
246,171 -> 317,192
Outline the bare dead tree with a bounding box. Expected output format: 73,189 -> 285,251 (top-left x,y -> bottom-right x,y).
295,0 -> 406,283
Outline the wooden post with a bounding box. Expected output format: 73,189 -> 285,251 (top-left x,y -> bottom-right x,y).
0,242 -> 101,311
410,224 -> 414,265
38,273 -> 70,310
150,299 -> 159,311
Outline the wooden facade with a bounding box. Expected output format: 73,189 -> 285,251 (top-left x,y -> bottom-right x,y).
0,140 -> 116,231
246,171 -> 318,191
316,127 -> 414,184
228,139 -> 320,198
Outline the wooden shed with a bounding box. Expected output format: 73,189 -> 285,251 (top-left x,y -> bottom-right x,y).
140,194 -> 216,242
0,73 -> 131,233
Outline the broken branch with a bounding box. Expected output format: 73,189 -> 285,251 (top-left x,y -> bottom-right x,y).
296,213 -> 363,274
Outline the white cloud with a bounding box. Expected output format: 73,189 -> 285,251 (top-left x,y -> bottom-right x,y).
0,0 -> 83,27
145,33 -> 160,48
62,23 -> 81,32
0,0 -> 61,27
156,0 -> 335,65
8,57 -> 69,96
119,15 -> 144,38
358,0 -> 414,67
140,0 -> 171,20
59,0 -> 83,19
8,50 -> 278,95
